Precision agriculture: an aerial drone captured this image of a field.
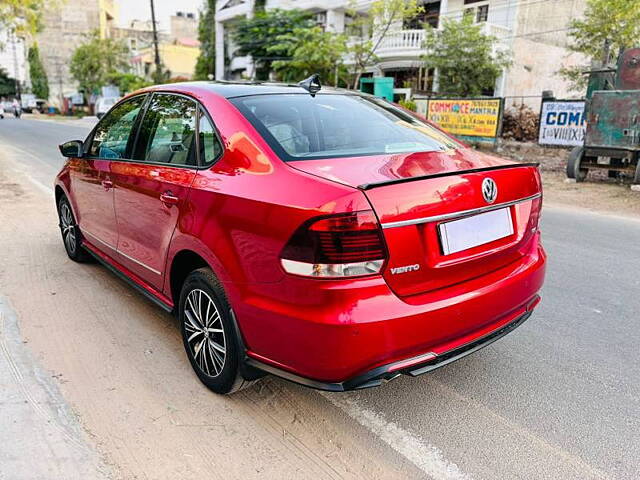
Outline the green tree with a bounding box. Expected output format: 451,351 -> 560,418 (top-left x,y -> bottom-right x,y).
194,0 -> 216,80
422,15 -> 511,96
269,27 -> 348,86
0,67 -> 17,96
27,43 -> 49,99
105,72 -> 151,94
347,0 -> 424,89
231,9 -> 313,80
70,31 -> 128,101
560,0 -> 640,91
0,0 -> 55,37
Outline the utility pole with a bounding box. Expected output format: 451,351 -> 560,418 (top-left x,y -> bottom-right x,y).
150,0 -> 162,83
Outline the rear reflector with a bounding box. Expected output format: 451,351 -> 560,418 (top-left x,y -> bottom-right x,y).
280,210 -> 387,278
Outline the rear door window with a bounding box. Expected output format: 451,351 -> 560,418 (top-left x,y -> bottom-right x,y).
89,95 -> 146,159
133,93 -> 198,167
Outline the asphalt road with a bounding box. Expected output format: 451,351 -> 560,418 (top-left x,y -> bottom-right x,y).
0,116 -> 638,480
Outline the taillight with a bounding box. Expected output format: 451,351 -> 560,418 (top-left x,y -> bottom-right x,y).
280,210 -> 387,278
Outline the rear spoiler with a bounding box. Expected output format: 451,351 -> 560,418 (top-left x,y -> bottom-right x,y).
358,162 -> 540,190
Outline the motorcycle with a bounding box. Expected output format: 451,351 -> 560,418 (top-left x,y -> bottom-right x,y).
13,106 -> 21,119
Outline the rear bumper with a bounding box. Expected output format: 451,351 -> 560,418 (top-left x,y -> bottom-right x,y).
236,235 -> 546,385
246,306 -> 535,391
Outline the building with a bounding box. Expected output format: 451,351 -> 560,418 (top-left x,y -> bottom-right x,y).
111,19 -> 165,55
0,29 -> 27,96
118,11 -> 199,82
215,0 -> 587,108
170,11 -> 198,41
130,38 -> 201,81
31,2 -> 198,105
34,0 -> 118,105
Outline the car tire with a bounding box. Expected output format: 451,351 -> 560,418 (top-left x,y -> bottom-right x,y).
179,267 -> 256,394
57,196 -> 92,262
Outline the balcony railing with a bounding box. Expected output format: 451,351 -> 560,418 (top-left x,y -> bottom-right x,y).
376,29 -> 426,57
371,24 -> 511,60
481,22 -> 511,40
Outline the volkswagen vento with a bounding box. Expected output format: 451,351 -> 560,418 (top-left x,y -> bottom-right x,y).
55,79 -> 546,394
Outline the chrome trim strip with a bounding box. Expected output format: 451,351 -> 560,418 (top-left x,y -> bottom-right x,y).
82,229 -> 116,251
82,229 -> 161,275
116,249 -> 162,276
381,193 -> 542,229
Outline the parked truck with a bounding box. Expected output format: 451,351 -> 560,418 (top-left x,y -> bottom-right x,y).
567,48 -> 640,186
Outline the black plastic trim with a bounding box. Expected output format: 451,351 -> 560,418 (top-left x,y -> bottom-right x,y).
358,162 -> 540,190
83,245 -> 173,313
244,308 -> 534,392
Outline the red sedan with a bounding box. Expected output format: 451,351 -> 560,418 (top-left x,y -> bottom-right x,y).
55,81 -> 545,394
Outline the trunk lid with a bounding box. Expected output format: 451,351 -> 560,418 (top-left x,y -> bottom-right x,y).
289,149 -> 542,297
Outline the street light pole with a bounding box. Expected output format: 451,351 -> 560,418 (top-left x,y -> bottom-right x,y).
150,0 -> 162,82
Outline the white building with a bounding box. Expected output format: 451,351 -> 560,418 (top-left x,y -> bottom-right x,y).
215,0 -> 587,108
0,29 -> 28,96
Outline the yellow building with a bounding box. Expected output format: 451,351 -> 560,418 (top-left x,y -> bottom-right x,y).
131,38 -> 200,80
99,0 -> 118,39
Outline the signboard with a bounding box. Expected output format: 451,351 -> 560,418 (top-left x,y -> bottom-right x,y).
426,98 -> 502,141
102,85 -> 120,98
538,100 -> 586,147
415,99 -> 429,118
70,93 -> 84,105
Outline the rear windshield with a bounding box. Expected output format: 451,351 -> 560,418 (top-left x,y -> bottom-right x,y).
230,94 -> 458,161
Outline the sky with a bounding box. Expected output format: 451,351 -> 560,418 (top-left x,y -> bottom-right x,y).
117,0 -> 205,32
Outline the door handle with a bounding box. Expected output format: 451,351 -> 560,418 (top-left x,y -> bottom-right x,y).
101,179 -> 113,190
160,191 -> 179,206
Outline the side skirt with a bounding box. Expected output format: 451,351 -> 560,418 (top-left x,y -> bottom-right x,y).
82,241 -> 174,313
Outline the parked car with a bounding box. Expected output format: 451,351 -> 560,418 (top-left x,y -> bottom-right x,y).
95,96 -> 119,119
55,82 -> 546,394
2,100 -> 15,114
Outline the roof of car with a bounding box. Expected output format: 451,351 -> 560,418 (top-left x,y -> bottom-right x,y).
168,81 -> 359,99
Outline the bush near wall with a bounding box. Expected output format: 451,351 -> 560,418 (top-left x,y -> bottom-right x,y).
501,103 -> 539,142
398,98 -> 417,111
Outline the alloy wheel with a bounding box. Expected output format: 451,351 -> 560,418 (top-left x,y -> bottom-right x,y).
59,202 -> 77,255
184,288 -> 226,377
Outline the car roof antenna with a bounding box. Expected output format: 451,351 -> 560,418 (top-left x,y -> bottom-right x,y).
298,74 -> 321,97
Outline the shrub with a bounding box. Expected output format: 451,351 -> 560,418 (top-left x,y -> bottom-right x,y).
398,98 -> 417,111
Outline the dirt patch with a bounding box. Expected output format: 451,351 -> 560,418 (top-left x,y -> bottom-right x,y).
0,168 -> 25,199
541,171 -> 640,217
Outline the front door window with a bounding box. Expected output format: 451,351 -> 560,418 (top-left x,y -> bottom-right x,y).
89,96 -> 146,159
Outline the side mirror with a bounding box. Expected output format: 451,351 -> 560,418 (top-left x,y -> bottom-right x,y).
59,140 -> 84,158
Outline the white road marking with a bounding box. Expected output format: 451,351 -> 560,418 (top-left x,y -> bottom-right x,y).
27,176 -> 54,195
3,145 -> 54,195
321,392 -> 472,480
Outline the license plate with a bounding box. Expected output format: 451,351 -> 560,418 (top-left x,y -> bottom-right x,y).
439,208 -> 514,255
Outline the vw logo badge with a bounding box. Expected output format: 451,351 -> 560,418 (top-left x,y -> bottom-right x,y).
482,178 -> 498,204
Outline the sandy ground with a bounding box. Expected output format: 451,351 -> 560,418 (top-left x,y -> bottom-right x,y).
0,153 -> 424,479
542,171 -> 640,218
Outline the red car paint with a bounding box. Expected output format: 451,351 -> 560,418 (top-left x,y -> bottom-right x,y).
55,83 -> 546,386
